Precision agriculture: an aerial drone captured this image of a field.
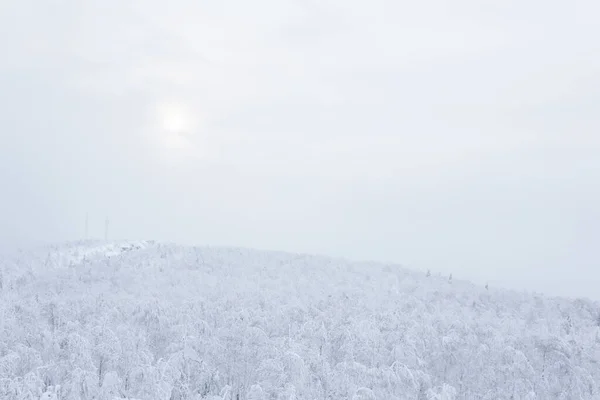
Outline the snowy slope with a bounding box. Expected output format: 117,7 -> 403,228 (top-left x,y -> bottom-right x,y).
0,241 -> 599,400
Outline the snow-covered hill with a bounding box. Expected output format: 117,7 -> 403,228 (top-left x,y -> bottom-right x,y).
0,241 -> 599,400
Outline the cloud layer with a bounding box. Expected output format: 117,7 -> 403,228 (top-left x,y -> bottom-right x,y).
1,0 -> 599,299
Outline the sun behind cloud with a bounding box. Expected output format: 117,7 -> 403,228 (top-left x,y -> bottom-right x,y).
150,100 -> 200,164
160,102 -> 192,133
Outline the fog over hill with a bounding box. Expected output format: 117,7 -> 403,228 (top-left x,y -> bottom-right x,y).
1,241 -> 599,400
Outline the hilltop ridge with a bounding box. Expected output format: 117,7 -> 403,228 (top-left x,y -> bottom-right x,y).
1,241 -> 599,399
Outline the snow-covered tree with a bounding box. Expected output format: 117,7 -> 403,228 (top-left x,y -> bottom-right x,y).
0,241 -> 599,400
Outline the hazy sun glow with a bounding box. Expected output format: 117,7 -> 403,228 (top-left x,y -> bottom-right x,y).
151,101 -> 198,163
160,103 -> 192,133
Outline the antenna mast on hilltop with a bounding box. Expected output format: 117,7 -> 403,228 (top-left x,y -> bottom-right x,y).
104,217 -> 109,241
85,213 -> 89,239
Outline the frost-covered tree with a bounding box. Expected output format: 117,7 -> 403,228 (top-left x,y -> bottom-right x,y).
0,241 -> 600,400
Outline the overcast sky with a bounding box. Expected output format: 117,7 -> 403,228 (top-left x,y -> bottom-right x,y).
1,0 -> 599,300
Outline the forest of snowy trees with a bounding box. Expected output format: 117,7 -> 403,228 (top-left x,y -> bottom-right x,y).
1,241 -> 599,400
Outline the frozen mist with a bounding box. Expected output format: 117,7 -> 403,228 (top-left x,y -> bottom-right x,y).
1,240 -> 599,400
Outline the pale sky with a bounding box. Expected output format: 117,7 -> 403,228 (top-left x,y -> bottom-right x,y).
1,0 -> 599,300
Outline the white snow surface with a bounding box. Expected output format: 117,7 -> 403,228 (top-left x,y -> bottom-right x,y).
0,240 -> 599,400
